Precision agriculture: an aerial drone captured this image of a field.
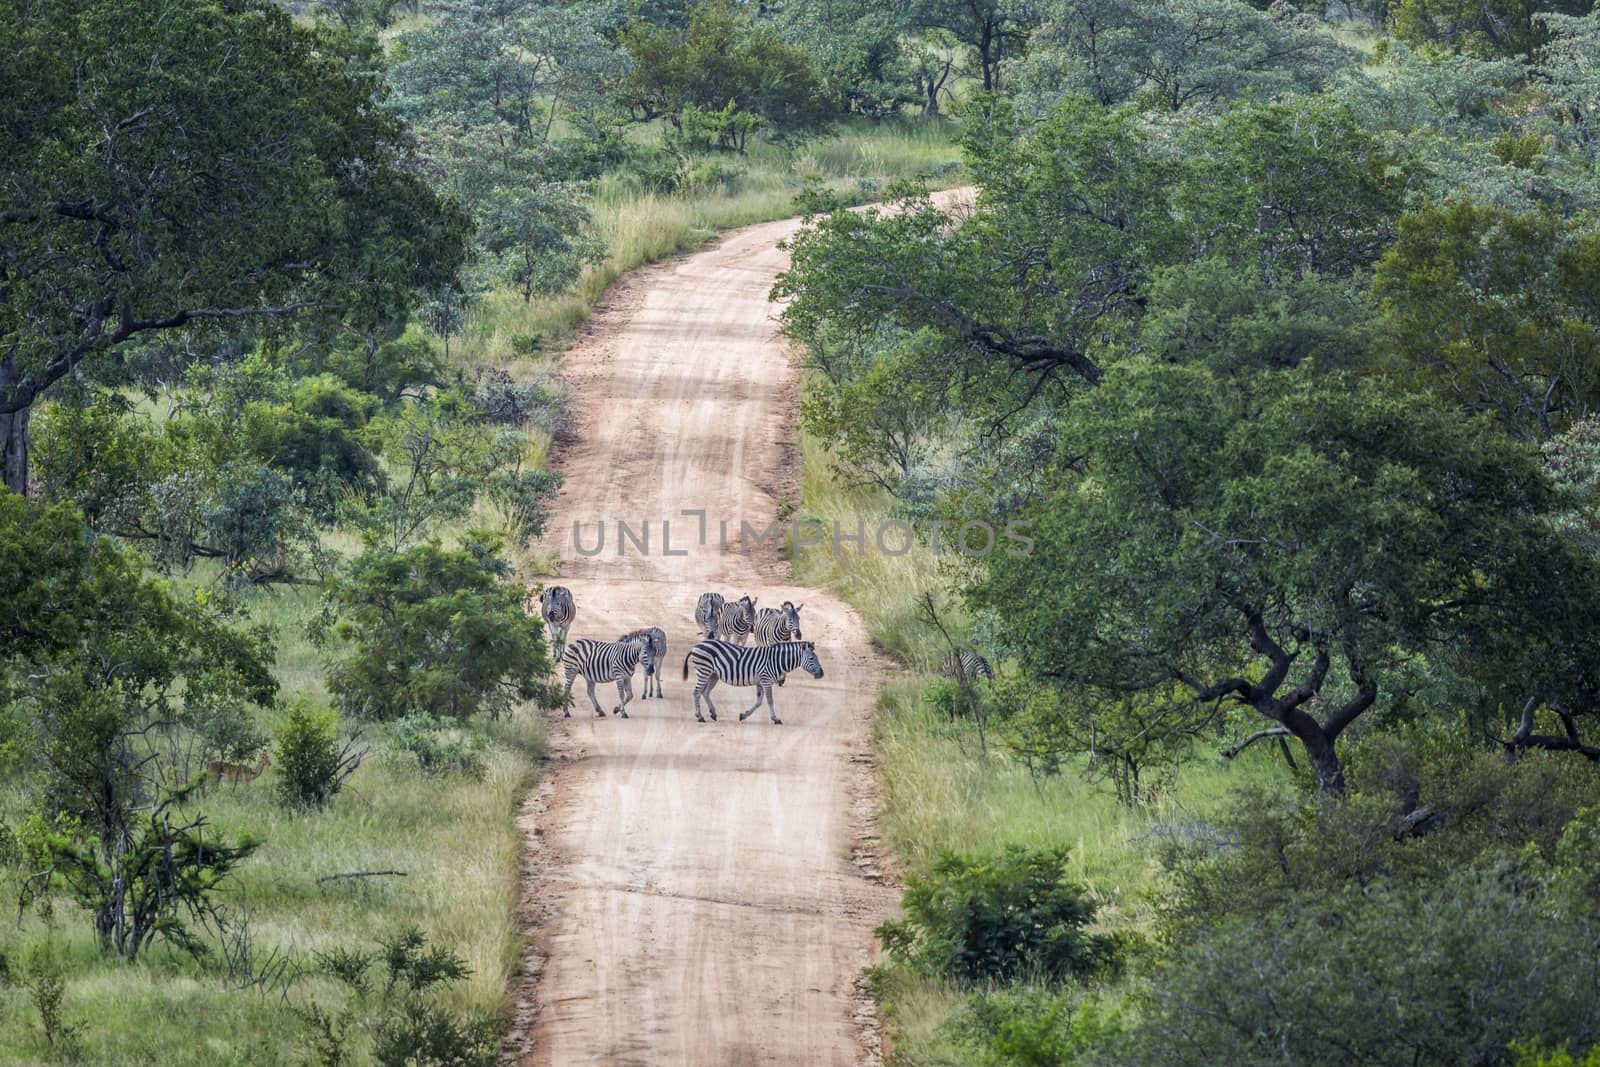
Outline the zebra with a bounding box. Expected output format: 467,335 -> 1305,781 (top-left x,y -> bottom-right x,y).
617,626 -> 668,699
681,640 -> 824,724
539,586 -> 576,655
561,635 -> 652,718
754,601 -> 804,645
694,592 -> 725,640
941,647 -> 994,684
715,595 -> 758,644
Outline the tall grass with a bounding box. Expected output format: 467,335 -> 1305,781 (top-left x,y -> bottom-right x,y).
0,566 -> 546,1066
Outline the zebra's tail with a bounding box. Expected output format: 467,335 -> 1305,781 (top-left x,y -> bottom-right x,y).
682,651 -> 692,680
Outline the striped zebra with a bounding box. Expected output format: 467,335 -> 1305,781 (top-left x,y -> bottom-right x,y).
754,601 -> 804,645
694,592 -> 725,640
941,648 -> 994,684
715,595 -> 758,644
539,586 -> 576,655
617,627 -> 668,699
681,640 -> 824,724
561,635 -> 652,718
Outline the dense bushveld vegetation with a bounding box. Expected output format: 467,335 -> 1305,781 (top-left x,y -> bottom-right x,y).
6,0 -> 1600,1061
780,0 -> 1600,1064
0,0 -> 960,1061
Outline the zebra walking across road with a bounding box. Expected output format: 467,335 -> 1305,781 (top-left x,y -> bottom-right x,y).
617,627 -> 668,699
681,640 -> 825,724
539,586 -> 577,655
561,634 -> 652,718
754,601 -> 803,645
694,592 -> 725,640
715,595 -> 758,644
941,647 -> 994,684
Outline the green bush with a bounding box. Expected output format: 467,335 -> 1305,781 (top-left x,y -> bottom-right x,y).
372,1005 -> 499,1067
876,846 -> 1121,985
305,927 -> 494,1067
1108,868 -> 1600,1067
383,714 -> 486,779
947,985 -> 1123,1067
323,536 -> 556,722
275,702 -> 345,809
1158,731 -> 1600,943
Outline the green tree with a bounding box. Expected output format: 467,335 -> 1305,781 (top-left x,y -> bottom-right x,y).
1373,199 -> 1600,442
1390,0 -> 1590,56
620,0 -> 837,144
769,0 -> 922,116
967,362 -> 1600,791
1016,0 -> 1354,112
321,535 -> 556,722
778,95 -> 1403,410
1,494 -> 275,958
911,0 -> 1044,92
0,0 -> 472,494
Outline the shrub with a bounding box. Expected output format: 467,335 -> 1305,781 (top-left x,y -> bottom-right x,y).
1109,868 -> 1600,1067
24,948 -> 84,1058
324,536 -> 557,722
275,702 -> 362,809
876,846 -> 1121,984
383,714 -> 486,778
947,985 -> 1124,1067
305,927 -> 493,1067
372,1005 -> 499,1067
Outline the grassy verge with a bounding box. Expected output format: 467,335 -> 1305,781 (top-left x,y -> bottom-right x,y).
454,118 -> 962,371
790,430 -> 1289,1063
0,573 -> 545,1065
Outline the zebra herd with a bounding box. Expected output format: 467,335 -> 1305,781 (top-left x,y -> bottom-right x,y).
538,585 -> 823,724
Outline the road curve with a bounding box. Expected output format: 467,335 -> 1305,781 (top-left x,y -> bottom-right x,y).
509,210 -> 907,1066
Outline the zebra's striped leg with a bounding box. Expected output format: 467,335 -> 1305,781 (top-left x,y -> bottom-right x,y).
693,683 -> 705,723
766,684 -> 780,725
563,667 -> 578,717
585,677 -> 606,717
702,676 -> 719,722
615,676 -> 632,718
738,685 -> 766,722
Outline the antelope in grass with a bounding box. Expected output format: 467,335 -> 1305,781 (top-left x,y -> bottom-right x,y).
209,752 -> 272,785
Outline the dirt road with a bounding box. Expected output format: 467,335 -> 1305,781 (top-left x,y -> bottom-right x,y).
509,209 -> 916,1066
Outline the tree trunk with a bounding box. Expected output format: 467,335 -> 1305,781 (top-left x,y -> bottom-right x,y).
980,24 -> 995,92
1291,723 -> 1345,793
0,356 -> 29,496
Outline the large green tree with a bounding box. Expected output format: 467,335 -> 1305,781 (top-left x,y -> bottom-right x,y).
1015,0 -> 1355,112
777,95 -> 1404,411
967,362 -> 1600,791
0,0 -> 472,494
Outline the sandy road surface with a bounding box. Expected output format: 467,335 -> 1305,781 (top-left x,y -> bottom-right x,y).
507,205 -> 944,1066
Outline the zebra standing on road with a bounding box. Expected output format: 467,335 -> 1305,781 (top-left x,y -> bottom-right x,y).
941,648 -> 994,683
617,627 -> 668,699
561,634 -> 652,718
681,640 -> 825,724
715,595 -> 758,644
539,586 -> 576,655
694,592 -> 725,640
754,601 -> 804,645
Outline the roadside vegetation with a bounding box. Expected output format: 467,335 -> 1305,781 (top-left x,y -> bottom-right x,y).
1,0 -> 965,1062
784,1 -> 1600,1064
7,0 -> 1600,1061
